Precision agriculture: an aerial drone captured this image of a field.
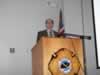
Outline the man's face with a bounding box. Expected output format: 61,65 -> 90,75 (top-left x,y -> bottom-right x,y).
46,20 -> 53,30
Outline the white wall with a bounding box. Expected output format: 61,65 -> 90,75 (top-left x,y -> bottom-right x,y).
0,0 -> 62,75
64,0 -> 83,35
82,0 -> 100,75
0,0 -> 99,75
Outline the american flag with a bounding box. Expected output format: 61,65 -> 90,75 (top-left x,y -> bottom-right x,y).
58,9 -> 65,36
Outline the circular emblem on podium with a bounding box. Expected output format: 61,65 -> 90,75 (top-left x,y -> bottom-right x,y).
48,48 -> 80,75
58,58 -> 71,74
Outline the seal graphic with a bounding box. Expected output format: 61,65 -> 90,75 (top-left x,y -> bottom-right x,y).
48,48 -> 80,75
58,58 -> 71,74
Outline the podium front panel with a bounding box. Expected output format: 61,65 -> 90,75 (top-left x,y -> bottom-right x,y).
32,37 -> 85,75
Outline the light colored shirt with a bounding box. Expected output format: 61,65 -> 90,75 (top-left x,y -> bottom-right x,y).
47,29 -> 55,37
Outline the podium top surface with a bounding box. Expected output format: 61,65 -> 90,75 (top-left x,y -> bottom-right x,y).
40,37 -> 81,41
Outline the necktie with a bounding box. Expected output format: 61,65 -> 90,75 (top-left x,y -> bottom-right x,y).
50,31 -> 52,37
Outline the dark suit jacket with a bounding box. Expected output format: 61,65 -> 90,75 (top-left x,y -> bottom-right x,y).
37,30 -> 58,42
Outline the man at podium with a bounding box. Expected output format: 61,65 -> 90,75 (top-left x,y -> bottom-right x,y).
37,18 -> 58,42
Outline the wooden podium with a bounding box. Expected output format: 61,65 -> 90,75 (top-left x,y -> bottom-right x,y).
32,37 -> 85,75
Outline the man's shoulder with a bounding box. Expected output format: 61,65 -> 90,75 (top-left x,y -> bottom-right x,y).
38,30 -> 47,34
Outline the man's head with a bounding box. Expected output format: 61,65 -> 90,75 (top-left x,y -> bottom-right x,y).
45,18 -> 54,30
